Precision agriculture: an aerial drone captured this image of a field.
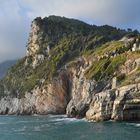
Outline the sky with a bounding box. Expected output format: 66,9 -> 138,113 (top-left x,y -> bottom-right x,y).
0,0 -> 140,62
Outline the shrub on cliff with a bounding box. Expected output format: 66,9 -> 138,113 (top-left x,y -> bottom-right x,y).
0,16 -> 127,97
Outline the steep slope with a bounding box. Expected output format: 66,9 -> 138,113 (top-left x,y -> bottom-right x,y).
0,16 -> 140,121
0,16 -> 125,97
66,34 -> 140,119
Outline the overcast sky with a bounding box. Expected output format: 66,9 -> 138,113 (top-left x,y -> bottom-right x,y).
0,0 -> 140,62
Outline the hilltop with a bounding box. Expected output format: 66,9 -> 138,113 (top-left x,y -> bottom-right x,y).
0,16 -> 126,96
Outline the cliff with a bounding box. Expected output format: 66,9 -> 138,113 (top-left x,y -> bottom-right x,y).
0,16 -> 140,121
86,84 -> 140,121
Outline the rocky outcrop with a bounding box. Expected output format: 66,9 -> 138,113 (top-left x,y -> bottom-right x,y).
0,93 -> 37,115
65,57 -> 94,118
0,70 -> 72,115
86,84 -> 140,121
26,17 -> 43,57
0,16 -> 140,122
66,74 -> 93,118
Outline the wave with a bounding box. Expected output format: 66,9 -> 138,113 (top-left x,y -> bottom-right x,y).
34,126 -> 41,132
126,122 -> 140,127
48,114 -> 67,118
13,126 -> 26,132
135,124 -> 140,127
49,116 -> 86,123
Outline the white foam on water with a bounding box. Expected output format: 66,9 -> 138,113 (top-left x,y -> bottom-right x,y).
14,121 -> 34,124
34,126 -> 41,132
13,126 -> 26,132
135,124 -> 140,127
126,123 -> 140,127
48,114 -> 67,118
32,114 -> 39,116
50,116 -> 86,123
15,120 -> 46,124
40,124 -> 50,128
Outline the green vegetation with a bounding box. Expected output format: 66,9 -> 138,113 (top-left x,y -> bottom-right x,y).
106,54 -> 126,75
0,35 -> 84,97
119,66 -> 140,87
0,16 -> 134,97
85,54 -> 126,81
85,40 -> 127,81
85,58 -> 109,81
92,41 -> 125,56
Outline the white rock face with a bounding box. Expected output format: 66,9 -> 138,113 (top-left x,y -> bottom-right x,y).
66,64 -> 95,118
86,84 -> 140,121
26,17 -> 43,56
1,62 -> 140,122
32,54 -> 44,69
1,19 -> 140,122
0,70 -> 71,115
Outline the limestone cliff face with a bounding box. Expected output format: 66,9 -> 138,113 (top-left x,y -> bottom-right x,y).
0,70 -> 72,115
0,16 -> 140,121
66,61 -> 94,118
27,17 -> 42,56
86,84 -> 140,121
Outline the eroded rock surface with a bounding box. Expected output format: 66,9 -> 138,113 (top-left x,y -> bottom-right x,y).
86,84 -> 140,121
0,70 -> 72,115
0,16 -> 140,122
66,75 -> 93,118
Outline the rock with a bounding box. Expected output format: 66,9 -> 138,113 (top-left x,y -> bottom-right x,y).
112,77 -> 117,89
0,97 -> 19,114
32,54 -> 44,68
66,67 -> 94,118
67,96 -> 91,118
26,17 -> 43,56
86,84 -> 140,121
1,16 -> 140,123
0,70 -> 72,115
124,59 -> 137,74
86,90 -> 115,121
33,71 -> 71,114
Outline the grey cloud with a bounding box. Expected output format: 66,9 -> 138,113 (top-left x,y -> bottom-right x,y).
23,0 -> 140,29
0,0 -> 140,62
0,0 -> 31,62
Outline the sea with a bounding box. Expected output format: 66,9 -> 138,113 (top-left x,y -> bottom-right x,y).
0,115 -> 139,140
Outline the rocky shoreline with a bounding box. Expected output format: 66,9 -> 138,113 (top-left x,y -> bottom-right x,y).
0,81 -> 140,122
86,84 -> 140,121
0,16 -> 140,122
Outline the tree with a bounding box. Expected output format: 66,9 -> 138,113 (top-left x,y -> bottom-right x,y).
127,28 -> 132,32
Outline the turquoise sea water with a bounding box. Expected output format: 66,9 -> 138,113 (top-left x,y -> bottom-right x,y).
0,115 -> 139,140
